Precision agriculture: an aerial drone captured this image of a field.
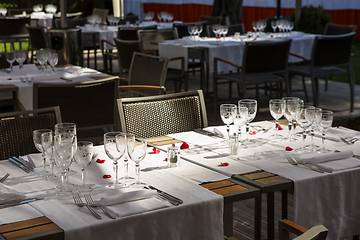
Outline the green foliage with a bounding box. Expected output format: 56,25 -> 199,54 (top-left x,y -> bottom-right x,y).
291,5 -> 331,34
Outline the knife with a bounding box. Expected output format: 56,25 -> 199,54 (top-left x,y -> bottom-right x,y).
27,156 -> 37,169
9,158 -> 30,173
213,128 -> 225,138
0,198 -> 44,209
148,185 -> 183,204
14,157 -> 34,172
204,153 -> 230,159
194,128 -> 216,137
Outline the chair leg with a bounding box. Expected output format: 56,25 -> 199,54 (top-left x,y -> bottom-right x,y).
229,82 -> 232,99
214,77 -> 218,114
324,77 -> 328,91
349,69 -> 355,112
310,77 -> 318,106
301,76 -> 309,102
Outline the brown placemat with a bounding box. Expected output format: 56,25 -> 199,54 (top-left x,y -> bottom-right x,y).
146,136 -> 182,146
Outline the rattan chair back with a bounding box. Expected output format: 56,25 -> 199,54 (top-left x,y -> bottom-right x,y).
324,23 -> 357,36
114,38 -> 144,74
138,28 -> 178,53
0,106 -> 61,160
117,25 -> 157,40
117,90 -> 208,138
33,77 -> 119,142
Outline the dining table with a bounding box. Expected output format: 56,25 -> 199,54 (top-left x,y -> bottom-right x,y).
0,64 -> 112,111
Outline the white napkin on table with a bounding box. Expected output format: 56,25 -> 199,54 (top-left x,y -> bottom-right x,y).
98,188 -> 158,206
0,183 -> 26,204
301,150 -> 360,171
314,127 -> 357,142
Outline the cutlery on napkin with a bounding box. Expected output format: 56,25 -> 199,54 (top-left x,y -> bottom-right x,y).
0,183 -> 26,204
97,188 -> 158,206
314,127 -> 358,142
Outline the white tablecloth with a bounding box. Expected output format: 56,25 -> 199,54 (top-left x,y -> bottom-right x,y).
79,25 -> 118,50
163,121 -> 360,240
159,32 -> 315,72
0,145 -> 224,240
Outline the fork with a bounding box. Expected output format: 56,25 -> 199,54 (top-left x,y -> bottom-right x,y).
291,154 -> 325,173
0,173 -> 10,183
284,154 -> 297,165
72,193 -> 102,219
340,137 -> 358,145
84,194 -> 116,219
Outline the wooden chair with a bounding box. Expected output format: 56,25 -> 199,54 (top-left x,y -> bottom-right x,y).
324,23 -> 357,36
33,77 -> 119,144
119,52 -> 168,97
0,84 -> 26,113
117,90 -> 208,138
91,8 -> 108,25
26,24 -> 49,63
213,39 -> 292,112
279,219 -> 328,240
288,32 -> 356,112
0,106 -> 61,160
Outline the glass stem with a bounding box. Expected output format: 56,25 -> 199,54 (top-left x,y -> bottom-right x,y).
114,161 -> 118,184
245,123 -> 250,140
310,129 -> 315,150
81,167 -> 86,186
62,169 -> 68,188
287,123 -> 292,140
238,127 -> 241,141
275,120 -> 279,135
322,133 -> 326,151
302,130 -> 306,149
42,152 -> 46,171
135,163 -> 140,184
226,125 -> 230,139
124,157 -> 129,179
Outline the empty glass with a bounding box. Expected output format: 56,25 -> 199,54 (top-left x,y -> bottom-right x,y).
75,141 -> 93,192
269,99 -> 285,139
220,104 -> 236,140
239,99 -> 257,143
41,131 -> 59,180
127,137 -> 147,188
48,50 -> 58,72
232,106 -> 248,142
310,108 -> 322,151
33,129 -> 52,176
296,106 -> 315,152
282,97 -> 301,141
6,52 -> 15,72
15,50 -> 27,69
118,133 -> 135,185
318,110 -> 333,153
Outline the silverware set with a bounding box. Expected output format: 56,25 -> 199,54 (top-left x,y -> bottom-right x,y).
340,136 -> 358,145
147,185 -> 183,206
72,193 -> 117,220
284,154 -> 331,173
8,157 -> 34,173
20,77 -> 32,84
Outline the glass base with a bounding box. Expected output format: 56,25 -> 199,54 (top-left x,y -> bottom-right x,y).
44,173 -> 61,180
37,169 -> 49,176
106,181 -> 127,189
119,176 -> 135,186
77,185 -> 92,192
67,169 -> 77,175
318,148 -> 332,153
130,181 -> 146,188
269,133 -> 283,140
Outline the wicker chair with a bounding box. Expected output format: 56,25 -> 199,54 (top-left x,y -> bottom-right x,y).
288,32 -> 356,112
117,90 -> 208,138
213,39 -> 292,112
119,52 -> 168,96
0,84 -> 26,112
33,77 -> 119,144
324,23 -> 357,36
0,106 -> 61,160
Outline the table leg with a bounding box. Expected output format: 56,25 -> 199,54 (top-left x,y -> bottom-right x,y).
267,192 -> 275,240
223,202 -> 233,237
281,190 -> 288,219
254,195 -> 262,240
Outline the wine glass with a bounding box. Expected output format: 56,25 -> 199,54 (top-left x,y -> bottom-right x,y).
53,132 -> 76,194
33,129 -> 52,176
187,25 -> 195,39
282,97 -> 301,141
15,50 -> 27,70
212,24 -> 220,39
318,110 -> 333,153
269,99 -> 285,139
310,108 -> 322,151
41,131 -> 59,180
36,49 -> 46,71
220,104 -> 236,140
196,24 -> 203,38
238,99 -> 257,143
295,106 -> 315,152
127,137 -> 147,188
48,50 -> 58,72
75,141 -> 93,192
221,25 -> 228,41
117,133 -> 135,185
271,21 -> 277,33
104,132 -> 126,188
157,12 -> 162,22
232,106 -> 248,142
6,52 -> 15,72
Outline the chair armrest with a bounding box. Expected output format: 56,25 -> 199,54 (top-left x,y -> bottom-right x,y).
119,85 -> 165,90
289,53 -> 309,61
101,39 -> 115,54
169,56 -> 185,74
214,57 -> 241,69
14,100 -> 26,112
279,219 -> 308,235
36,23 -> 50,30
144,49 -> 158,55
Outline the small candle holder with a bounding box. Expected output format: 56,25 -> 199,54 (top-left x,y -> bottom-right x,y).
167,144 -> 180,168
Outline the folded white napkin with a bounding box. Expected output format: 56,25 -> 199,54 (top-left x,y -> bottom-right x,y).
0,183 -> 26,204
314,127 -> 357,142
301,150 -> 360,171
98,188 -> 158,206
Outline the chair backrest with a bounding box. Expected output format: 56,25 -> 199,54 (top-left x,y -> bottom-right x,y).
311,32 -> 356,67
173,21 -> 207,38
92,8 -> 108,24
242,39 -> 292,74
8,8 -> 33,16
118,15 -> 139,25
117,25 -> 157,40
228,23 -> 246,35
54,17 -> 87,29
114,38 -> 144,73
324,23 -> 357,35
138,28 -> 178,52
128,52 -> 168,87
26,24 -> 49,50
199,15 -> 222,26
33,77 -> 119,138
117,90 -> 208,138
0,18 -> 30,37
0,106 -> 61,160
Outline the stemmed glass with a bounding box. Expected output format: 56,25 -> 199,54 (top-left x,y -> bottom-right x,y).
220,104 -> 236,140
75,141 -> 93,192
212,24 -> 220,39
117,133 -> 135,185
36,49 -> 46,71
33,129 -> 52,176
271,21 -> 277,33
53,132 -> 76,194
310,108 -> 322,151
238,99 -> 257,143
269,99 -> 285,139
318,110 -> 333,153
104,132 -> 126,188
282,97 -> 301,141
295,106 -> 315,152
127,137 -> 147,188
41,131 -> 59,180
6,52 -> 15,72
48,50 -> 58,72
187,25 -> 195,39
15,50 -> 27,70
196,24 -> 203,38
232,106 -> 248,142
220,25 -> 228,41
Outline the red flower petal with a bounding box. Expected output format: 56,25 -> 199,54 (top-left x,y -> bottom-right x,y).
285,146 -> 293,151
96,159 -> 106,163
180,142 -> 189,150
7,78 -> 12,80
278,125 -> 284,130
271,35 -> 274,37
219,162 -> 229,166
254,38 -> 257,40
103,175 -> 111,178
152,147 -> 160,154
249,130 -> 257,135
164,158 -> 168,161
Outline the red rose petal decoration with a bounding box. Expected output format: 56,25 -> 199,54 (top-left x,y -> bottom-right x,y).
254,38 -> 257,40
164,158 -> 168,162
7,78 -> 12,80
278,125 -> 284,130
180,142 -> 189,150
271,35 -> 274,37
219,162 -> 229,166
152,147 -> 160,154
96,159 -> 106,163
249,130 -> 257,135
285,146 -> 293,151
103,175 -> 111,178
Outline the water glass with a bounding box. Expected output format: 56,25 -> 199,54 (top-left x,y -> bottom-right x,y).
75,141 -> 93,192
